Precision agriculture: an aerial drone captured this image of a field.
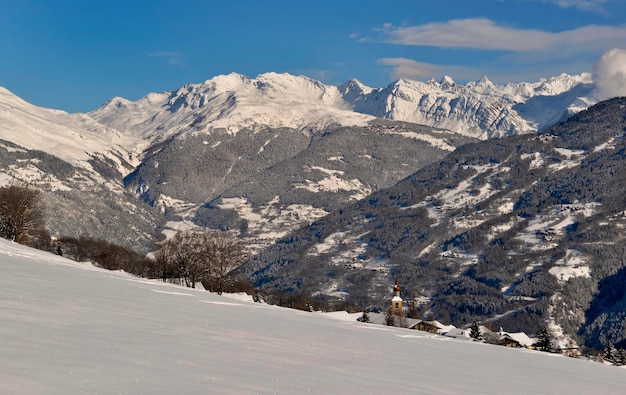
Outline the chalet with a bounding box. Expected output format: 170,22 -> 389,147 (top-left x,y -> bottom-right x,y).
498,334 -> 522,348
408,319 -> 457,335
442,327 -> 471,341
410,320 -> 441,334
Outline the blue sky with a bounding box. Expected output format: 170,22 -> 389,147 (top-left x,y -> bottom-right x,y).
1,0 -> 625,113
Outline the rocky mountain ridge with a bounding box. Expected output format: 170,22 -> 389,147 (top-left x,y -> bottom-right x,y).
340,73 -> 594,138
89,71 -> 594,145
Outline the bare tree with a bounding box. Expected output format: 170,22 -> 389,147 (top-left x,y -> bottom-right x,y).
151,241 -> 177,282
172,230 -> 212,288
0,183 -> 46,244
205,231 -> 248,294
152,229 -> 248,290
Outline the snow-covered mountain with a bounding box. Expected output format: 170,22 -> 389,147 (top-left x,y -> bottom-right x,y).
89,72 -> 375,145
0,86 -> 141,170
87,73 -> 483,251
3,238 -> 626,394
0,78 -> 471,250
82,71 -> 596,249
0,70 -> 599,249
340,73 -> 594,139
89,71 -> 594,145
0,87 -> 160,248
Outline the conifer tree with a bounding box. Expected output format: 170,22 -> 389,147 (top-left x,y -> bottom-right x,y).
385,308 -> 396,326
603,341 -> 617,364
469,321 -> 482,341
534,327 -> 553,352
616,348 -> 626,366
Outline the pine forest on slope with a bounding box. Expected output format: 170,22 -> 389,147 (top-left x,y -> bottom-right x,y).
239,97 -> 626,350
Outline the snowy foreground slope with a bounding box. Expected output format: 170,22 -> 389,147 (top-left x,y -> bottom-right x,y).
1,240 -> 625,394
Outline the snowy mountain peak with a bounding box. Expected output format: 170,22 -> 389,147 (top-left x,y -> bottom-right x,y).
99,96 -> 134,111
338,78 -> 373,106
90,73 -> 375,141
338,78 -> 370,93
0,86 -> 141,169
440,75 -> 455,87
202,72 -> 252,92
341,72 -> 595,139
0,86 -> 43,111
535,72 -> 593,96
4,70 -> 599,162
476,76 -> 493,87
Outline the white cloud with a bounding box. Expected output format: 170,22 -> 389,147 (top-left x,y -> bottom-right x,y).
376,56 -> 594,85
544,0 -> 609,12
377,58 -> 478,81
381,19 -> 626,54
149,51 -> 185,67
592,48 -> 626,100
377,58 -> 439,80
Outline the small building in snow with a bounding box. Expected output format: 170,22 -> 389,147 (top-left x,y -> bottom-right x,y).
442,327 -> 471,341
408,319 -> 453,335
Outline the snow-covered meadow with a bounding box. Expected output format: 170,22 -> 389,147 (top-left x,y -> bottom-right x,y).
1,239 -> 626,394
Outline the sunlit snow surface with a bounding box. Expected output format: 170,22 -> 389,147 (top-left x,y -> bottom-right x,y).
2,239 -> 626,394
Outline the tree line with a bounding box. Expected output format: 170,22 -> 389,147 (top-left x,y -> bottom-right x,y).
0,182 -> 251,294
0,182 -> 333,309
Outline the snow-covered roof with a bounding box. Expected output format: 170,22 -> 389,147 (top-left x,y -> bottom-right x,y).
504,332 -> 536,347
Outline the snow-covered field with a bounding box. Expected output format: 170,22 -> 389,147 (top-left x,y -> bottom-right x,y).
2,239 -> 626,394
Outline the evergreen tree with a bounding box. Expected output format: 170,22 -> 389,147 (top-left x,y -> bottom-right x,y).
616,348 -> 626,366
469,321 -> 482,341
534,327 -> 553,352
603,341 -> 617,364
385,308 -> 396,327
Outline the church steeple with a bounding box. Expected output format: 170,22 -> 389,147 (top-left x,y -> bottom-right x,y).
391,275 -> 403,314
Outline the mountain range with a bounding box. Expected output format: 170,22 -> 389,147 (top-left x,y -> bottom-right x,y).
2,71 -> 621,349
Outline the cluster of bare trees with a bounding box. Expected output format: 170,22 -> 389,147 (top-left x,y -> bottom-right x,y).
57,236 -> 152,275
152,229 -> 248,293
0,182 -> 250,295
0,183 -> 46,245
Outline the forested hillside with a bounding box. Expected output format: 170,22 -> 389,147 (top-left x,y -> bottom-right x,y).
239,97 -> 626,349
